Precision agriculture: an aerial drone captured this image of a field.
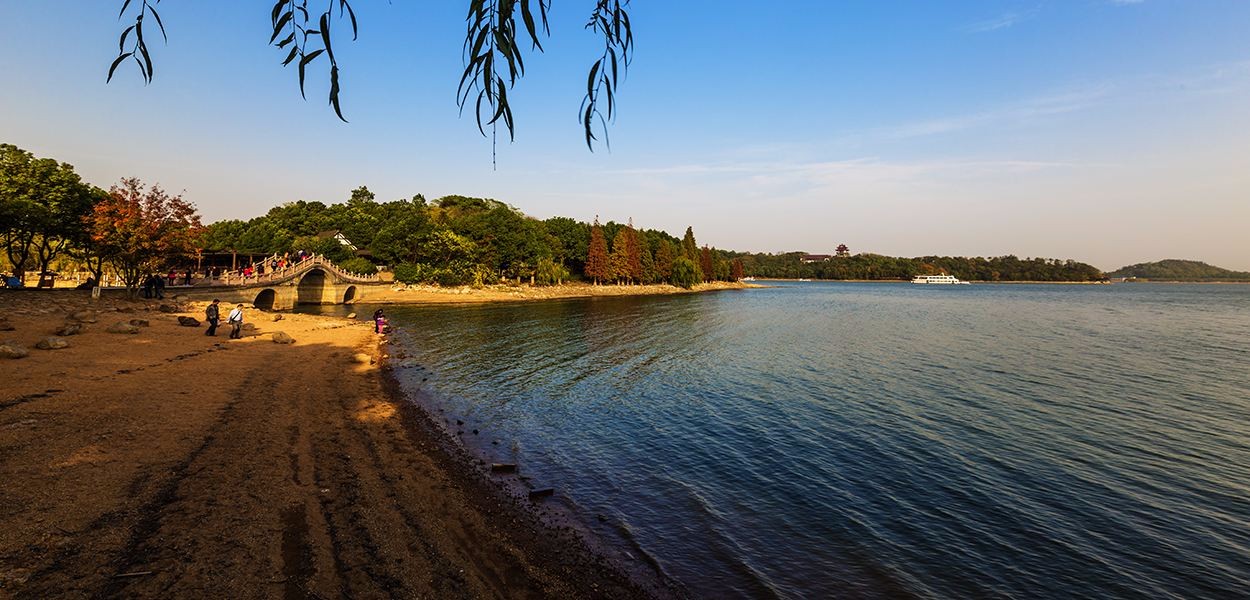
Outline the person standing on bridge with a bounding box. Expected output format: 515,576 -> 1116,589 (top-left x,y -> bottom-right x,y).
205,299 -> 221,336
227,303 -> 245,339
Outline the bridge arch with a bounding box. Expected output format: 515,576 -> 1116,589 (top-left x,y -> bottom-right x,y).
254,288 -> 277,310
343,285 -> 358,303
297,268 -> 329,304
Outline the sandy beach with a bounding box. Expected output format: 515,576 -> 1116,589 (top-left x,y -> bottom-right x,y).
0,288 -> 681,598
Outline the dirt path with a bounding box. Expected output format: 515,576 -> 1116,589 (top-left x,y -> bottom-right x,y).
0,291 -> 659,598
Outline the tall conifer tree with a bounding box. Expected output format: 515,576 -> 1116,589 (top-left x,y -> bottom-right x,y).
626,218 -> 643,284
610,228 -> 631,284
681,226 -> 698,262
700,245 -> 714,283
655,241 -> 675,281
586,217 -> 609,285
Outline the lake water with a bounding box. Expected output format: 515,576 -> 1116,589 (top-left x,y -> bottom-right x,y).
374,282 -> 1250,598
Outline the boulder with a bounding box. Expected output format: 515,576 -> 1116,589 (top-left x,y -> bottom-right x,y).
352,353 -> 373,364
346,312 -> 357,319
158,304 -> 178,313
128,319 -> 150,327
0,342 -> 29,359
173,294 -> 189,302
271,314 -> 284,322
36,336 -> 70,350
177,316 -> 201,327
56,323 -> 86,336
241,322 -> 257,331
107,322 -> 140,334
69,310 -> 98,323
271,331 -> 296,344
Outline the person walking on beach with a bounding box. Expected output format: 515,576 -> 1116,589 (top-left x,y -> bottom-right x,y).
205,299 -> 221,336
227,303 -> 244,339
373,309 -> 386,334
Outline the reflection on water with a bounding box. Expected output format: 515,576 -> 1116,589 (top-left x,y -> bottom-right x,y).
360,283 -> 1250,598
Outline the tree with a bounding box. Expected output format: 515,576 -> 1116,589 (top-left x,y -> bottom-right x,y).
535,257 -> 569,286
585,218 -> 608,284
89,178 -> 202,295
670,257 -> 698,289
731,258 -> 744,281
108,1 -> 634,151
700,245 -> 714,283
0,144 -> 101,281
681,226 -> 698,262
625,219 -> 643,284
542,216 -> 590,275
639,244 -> 656,284
654,240 -> 675,281
609,227 -> 631,284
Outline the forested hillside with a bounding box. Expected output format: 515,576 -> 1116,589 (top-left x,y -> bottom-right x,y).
202,187 -> 1105,285
730,252 -> 1104,282
1107,260 -> 1250,281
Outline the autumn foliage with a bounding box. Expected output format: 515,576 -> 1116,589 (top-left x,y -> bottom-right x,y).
89,178 -> 202,291
585,218 -> 609,285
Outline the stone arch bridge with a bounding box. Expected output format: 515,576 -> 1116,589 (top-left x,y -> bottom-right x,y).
179,255 -> 383,311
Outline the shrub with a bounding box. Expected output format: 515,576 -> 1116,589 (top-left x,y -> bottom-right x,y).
392,262 -> 421,284
338,257 -> 377,275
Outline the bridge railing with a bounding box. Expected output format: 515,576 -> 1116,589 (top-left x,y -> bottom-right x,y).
200,253 -> 381,287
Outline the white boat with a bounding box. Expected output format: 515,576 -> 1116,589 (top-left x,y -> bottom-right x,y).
797,278 -> 811,282
742,276 -> 756,281
911,274 -> 970,285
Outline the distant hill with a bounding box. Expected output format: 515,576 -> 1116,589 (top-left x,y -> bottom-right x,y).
1107,260 -> 1250,281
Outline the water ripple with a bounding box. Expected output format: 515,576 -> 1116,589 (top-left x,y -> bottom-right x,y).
379,283 -> 1250,599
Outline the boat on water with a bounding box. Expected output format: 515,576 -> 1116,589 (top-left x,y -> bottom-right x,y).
798,278 -> 812,282
743,276 -> 756,282
911,274 -> 970,285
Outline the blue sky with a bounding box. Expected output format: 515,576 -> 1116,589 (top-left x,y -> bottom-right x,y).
2,1 -> 1248,270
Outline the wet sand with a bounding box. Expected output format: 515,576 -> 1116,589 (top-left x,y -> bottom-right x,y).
0,290 -> 674,598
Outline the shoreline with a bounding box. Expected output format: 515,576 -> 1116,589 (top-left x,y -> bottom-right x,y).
0,289 -> 675,598
358,280 -> 757,306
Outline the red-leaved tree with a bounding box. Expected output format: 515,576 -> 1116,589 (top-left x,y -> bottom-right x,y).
90,178 -> 202,295
625,219 -> 643,284
585,217 -> 609,285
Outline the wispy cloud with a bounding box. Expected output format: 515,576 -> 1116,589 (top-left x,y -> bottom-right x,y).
612,157 -> 1079,184
876,85 -> 1113,140
963,8 -> 1039,33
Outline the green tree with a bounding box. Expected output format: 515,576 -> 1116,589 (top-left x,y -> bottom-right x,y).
542,216 -> 590,274
609,227 -> 631,284
0,144 -> 101,280
700,245 -> 714,283
369,196 -> 431,265
681,226 -> 698,262
639,243 -> 656,284
655,240 -> 676,281
670,257 -> 699,289
535,256 -> 569,286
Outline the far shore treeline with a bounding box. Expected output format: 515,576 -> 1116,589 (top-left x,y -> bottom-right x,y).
3,143 -> 1112,289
